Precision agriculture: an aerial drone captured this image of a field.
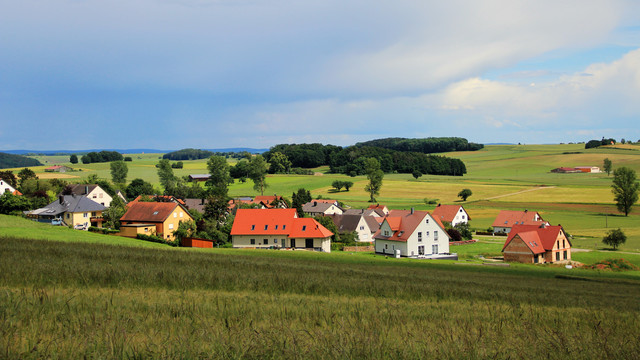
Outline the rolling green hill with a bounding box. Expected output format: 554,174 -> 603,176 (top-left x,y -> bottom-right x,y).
0,151 -> 42,169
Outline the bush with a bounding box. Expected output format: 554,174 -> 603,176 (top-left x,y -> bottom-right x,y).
88,226 -> 119,235
446,228 -> 462,242
124,157 -> 133,162
136,234 -> 180,247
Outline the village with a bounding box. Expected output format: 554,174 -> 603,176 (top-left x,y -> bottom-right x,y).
15,177 -> 573,266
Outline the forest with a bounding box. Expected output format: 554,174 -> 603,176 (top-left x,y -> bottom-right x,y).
0,152 -> 42,169
355,137 -> 484,153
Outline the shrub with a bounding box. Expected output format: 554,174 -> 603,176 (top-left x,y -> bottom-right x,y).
88,226 -> 119,235
136,234 -> 180,247
446,228 -> 462,242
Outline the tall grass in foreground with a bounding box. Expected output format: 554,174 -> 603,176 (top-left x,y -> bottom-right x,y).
1,237 -> 639,359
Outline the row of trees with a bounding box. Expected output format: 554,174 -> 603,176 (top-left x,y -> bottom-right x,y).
81,151 -> 123,164
355,137 -> 484,154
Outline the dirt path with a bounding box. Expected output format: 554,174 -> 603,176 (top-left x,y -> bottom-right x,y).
483,186 -> 556,200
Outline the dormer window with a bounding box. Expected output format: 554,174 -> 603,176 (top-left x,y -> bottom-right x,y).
282,225 -> 286,230
153,211 -> 159,215
251,225 -> 255,230
264,225 -> 268,230
275,225 -> 278,230
302,225 -> 306,231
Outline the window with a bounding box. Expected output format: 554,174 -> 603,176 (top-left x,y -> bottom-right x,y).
99,193 -> 103,198
302,225 -> 306,231
418,245 -> 425,255
264,225 -> 268,230
274,239 -> 278,243
360,226 -> 365,230
534,255 -> 539,263
275,225 -> 278,230
384,230 -> 390,236
250,239 -> 255,245
563,239 -> 565,248
264,239 -> 268,245
385,244 -> 388,250
426,219 -> 429,224
282,225 -> 286,230
180,212 -> 183,218
434,231 -> 438,241
67,213 -> 70,219
462,215 -> 466,220
564,250 -> 567,260
169,223 -> 174,230
84,213 -> 88,218
93,195 -> 97,198
251,225 -> 255,230
556,252 -> 560,261
426,231 -> 429,237
432,244 -> 438,254
91,212 -> 96,217
418,232 -> 422,242
174,213 -> 177,218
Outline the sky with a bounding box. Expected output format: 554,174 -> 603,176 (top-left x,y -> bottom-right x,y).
1,0 -> 640,150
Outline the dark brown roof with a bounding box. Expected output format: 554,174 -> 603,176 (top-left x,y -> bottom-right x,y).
121,202 -> 182,222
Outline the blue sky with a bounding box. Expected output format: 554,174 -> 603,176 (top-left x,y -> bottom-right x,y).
1,0 -> 640,150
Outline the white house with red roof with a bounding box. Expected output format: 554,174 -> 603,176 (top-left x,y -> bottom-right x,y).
502,224 -> 571,264
230,208 -> 333,252
492,210 -> 547,234
431,204 -> 470,227
374,209 -> 455,259
0,179 -> 21,195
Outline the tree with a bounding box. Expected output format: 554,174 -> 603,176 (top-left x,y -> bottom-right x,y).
611,167 -> 639,216
125,178 -> 154,199
110,161 -> 128,185
206,156 -> 231,198
458,188 -> 472,201
102,196 -> 127,229
603,158 -> 612,176
172,220 -> 196,244
0,170 -> 18,189
17,168 -> 38,187
268,152 -> 292,174
364,158 -> 384,203
157,159 -> 177,193
602,228 -> 626,250
292,188 -> 312,217
70,154 -> 78,164
248,155 -> 269,195
331,180 -> 344,192
412,170 -> 422,179
343,181 -> 353,191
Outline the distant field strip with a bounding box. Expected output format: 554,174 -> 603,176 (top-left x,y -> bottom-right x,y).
483,185 -> 556,200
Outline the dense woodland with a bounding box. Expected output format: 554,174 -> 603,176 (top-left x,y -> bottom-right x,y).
263,140 -> 470,176
0,152 -> 42,169
81,151 -> 123,164
355,137 -> 484,153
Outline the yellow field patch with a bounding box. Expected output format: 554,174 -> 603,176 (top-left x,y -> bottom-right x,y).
35,172 -> 81,179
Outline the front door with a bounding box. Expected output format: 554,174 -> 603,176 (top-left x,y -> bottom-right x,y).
305,238 -> 314,248
291,239 -> 296,248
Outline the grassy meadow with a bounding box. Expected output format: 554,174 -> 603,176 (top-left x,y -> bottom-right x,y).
1,227 -> 640,358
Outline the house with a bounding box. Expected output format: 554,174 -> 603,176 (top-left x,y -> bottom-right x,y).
374,209 -> 455,259
45,165 -> 73,172
367,204 -> 389,216
184,198 -> 208,213
253,195 -> 288,209
575,166 -> 601,173
60,184 -> 113,207
26,194 -> 106,229
302,201 -> 343,217
492,210 -> 547,234
502,224 -> 572,264
551,167 -> 581,173
230,208 -> 333,252
326,214 -> 377,242
119,201 -> 194,241
431,204 -> 470,227
343,208 -> 386,217
188,174 -> 210,182
0,179 -> 21,195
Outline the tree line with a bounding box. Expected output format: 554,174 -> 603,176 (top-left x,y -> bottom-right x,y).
81,151 -> 123,164
263,143 -> 467,176
0,152 -> 42,169
355,137 -> 484,153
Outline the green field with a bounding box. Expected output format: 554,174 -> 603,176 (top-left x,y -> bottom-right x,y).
1,215 -> 639,358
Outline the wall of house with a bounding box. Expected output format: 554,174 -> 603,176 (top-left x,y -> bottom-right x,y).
0,180 -> 16,194
88,188 -> 113,207
355,217 -> 373,242
159,207 -> 193,241
503,237 -> 538,263
119,225 -> 156,238
405,215 -> 450,256
493,226 -> 510,234
289,237 -> 331,252
450,208 -> 469,227
375,239 -> 408,256
544,233 -> 571,263
232,234 -> 288,248
65,211 -> 91,228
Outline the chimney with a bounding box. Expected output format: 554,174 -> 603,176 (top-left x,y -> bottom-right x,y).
410,207 -> 414,214
201,198 -> 205,205
59,195 -> 64,204
313,201 -> 317,206
84,185 -> 89,195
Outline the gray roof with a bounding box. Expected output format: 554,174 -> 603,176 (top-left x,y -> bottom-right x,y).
302,201 -> 336,213
184,198 -> 207,213
327,214 -> 362,233
30,195 -> 106,216
363,216 -> 381,232
57,184 -> 101,197
343,208 -> 385,217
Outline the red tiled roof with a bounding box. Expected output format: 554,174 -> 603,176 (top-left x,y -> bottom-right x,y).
121,202 -> 181,222
502,224 -> 568,252
230,209 -> 297,236
492,210 -> 544,228
288,218 -> 334,238
230,208 -> 332,239
374,210 -> 446,242
12,190 -> 22,196
431,204 -> 469,223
